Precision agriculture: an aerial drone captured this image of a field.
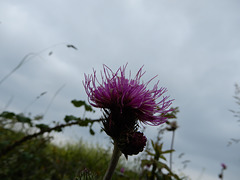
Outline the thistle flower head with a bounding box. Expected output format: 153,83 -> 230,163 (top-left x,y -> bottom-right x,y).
221,163 -> 227,170
83,64 -> 173,156
117,131 -> 147,157
84,64 -> 173,126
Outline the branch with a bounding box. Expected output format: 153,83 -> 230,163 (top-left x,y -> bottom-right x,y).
0,118 -> 102,158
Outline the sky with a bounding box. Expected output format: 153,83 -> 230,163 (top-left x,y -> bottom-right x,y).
0,0 -> 240,179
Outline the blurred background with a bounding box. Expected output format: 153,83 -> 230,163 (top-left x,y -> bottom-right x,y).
0,0 -> 240,179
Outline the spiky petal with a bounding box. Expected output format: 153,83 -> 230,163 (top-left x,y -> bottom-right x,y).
84,64 -> 173,126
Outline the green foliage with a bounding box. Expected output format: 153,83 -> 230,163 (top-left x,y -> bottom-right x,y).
0,47 -> 187,179
0,111 -> 15,119
0,111 -> 33,127
0,127 -> 52,180
0,124 -> 136,180
0,101 -> 185,180
0,99 -> 134,180
0,127 -> 108,180
71,100 -> 95,112
35,123 -> 50,131
140,140 -> 181,180
138,107 -> 187,180
164,107 -> 179,119
16,114 -> 32,125
74,168 -> 97,180
0,100 -> 101,158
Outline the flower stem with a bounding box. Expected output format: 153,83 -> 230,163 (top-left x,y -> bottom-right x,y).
170,130 -> 175,171
103,142 -> 122,180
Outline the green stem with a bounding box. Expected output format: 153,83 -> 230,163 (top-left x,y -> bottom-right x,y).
103,142 -> 122,180
170,130 -> 175,171
220,169 -> 224,180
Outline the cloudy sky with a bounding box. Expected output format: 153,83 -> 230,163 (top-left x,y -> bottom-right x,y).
1,0 -> 240,179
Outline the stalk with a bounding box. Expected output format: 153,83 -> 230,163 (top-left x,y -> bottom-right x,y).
103,142 -> 122,180
170,130 -> 175,171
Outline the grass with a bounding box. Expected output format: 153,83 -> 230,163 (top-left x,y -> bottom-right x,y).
0,126 -> 141,180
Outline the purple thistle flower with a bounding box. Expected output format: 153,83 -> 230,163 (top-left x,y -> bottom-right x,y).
84,64 -> 173,126
221,163 -> 227,170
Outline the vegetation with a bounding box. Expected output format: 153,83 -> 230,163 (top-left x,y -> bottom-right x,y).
1,51 -> 236,179
0,53 -> 184,179
0,128 -> 110,179
0,101 -> 184,180
0,111 -> 129,180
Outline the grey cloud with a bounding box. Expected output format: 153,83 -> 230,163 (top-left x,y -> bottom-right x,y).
0,0 -> 240,179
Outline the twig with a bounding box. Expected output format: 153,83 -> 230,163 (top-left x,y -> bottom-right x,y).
0,118 -> 102,158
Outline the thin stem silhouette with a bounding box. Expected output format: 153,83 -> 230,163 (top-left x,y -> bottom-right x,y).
170,130 -> 175,171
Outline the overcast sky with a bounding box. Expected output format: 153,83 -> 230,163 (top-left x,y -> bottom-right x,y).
1,0 -> 240,179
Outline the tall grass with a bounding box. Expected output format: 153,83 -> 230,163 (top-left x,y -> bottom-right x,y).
0,126 -> 140,180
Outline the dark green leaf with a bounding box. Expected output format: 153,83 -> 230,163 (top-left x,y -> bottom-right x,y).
141,159 -> 152,168
64,115 -> 78,123
0,111 -> 15,119
156,161 -> 167,170
162,149 -> 175,154
54,126 -> 63,132
71,100 -> 95,112
145,150 -> 155,156
16,114 -> 32,125
164,107 -> 179,119
151,140 -> 155,149
78,120 -> 89,127
84,104 -> 94,112
36,124 -> 50,131
71,100 -> 85,108
34,115 -> 44,121
160,155 -> 167,161
89,128 -> 95,135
